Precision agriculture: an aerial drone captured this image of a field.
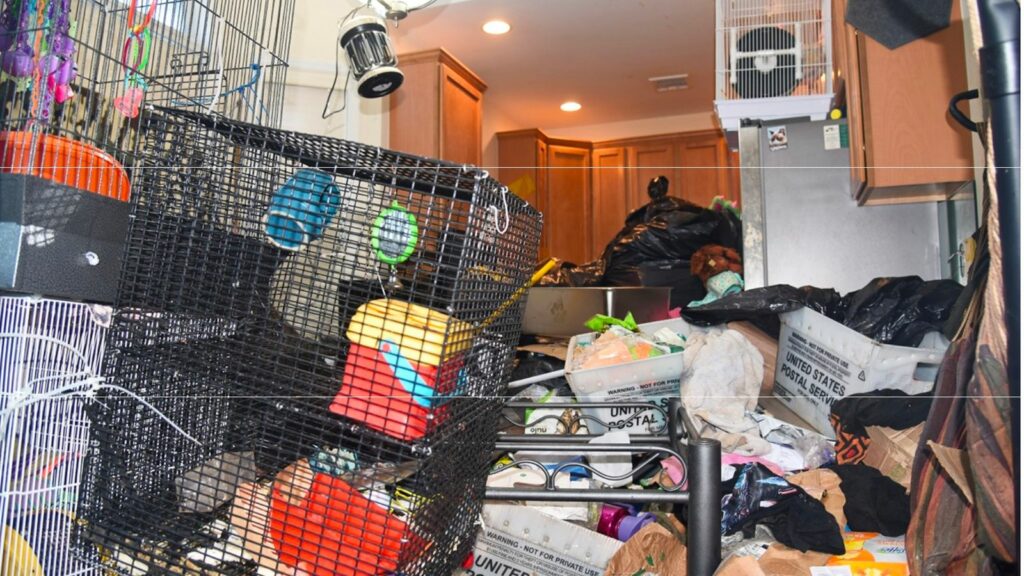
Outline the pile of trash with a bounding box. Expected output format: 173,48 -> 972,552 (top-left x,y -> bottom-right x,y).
470,269 -> 956,575
538,176 -> 743,310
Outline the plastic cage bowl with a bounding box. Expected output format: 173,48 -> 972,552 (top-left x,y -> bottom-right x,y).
77,108 -> 542,576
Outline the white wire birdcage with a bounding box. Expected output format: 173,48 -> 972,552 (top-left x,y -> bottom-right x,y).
714,0 -> 835,132
0,296 -> 109,575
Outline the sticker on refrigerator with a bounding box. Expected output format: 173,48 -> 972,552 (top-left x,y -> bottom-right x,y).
823,124 -> 841,150
768,126 -> 788,151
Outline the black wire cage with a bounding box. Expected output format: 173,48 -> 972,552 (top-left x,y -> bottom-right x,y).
77,108 -> 543,575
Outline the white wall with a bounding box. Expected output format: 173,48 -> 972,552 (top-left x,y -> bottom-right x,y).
282,0 -> 388,145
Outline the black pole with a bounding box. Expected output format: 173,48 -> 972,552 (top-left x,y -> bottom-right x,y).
975,0 -> 1020,569
686,438 -> 721,576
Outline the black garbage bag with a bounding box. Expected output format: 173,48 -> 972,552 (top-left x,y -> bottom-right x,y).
837,276 -> 964,346
623,176 -> 703,227
682,277 -> 962,345
682,284 -> 844,337
602,176 -> 742,287
602,208 -> 742,287
537,259 -> 604,287
537,175 -> 742,292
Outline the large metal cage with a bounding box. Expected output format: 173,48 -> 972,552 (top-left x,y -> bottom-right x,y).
78,108 -> 543,575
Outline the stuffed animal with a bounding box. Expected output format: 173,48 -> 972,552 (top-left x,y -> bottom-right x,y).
688,244 -> 744,307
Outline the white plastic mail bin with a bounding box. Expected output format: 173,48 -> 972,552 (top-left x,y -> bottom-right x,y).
773,307 -> 948,437
565,318 -> 697,434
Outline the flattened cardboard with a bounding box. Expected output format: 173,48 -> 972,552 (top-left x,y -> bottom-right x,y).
863,424 -> 924,492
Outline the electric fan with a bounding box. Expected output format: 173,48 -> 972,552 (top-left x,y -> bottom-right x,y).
732,26 -> 801,99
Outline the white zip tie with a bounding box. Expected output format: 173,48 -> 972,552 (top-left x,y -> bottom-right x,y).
0,376 -> 203,447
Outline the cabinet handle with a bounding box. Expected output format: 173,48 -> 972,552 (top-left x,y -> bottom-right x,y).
949,89 -> 981,133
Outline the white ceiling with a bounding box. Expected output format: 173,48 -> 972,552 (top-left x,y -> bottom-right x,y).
392,0 -> 716,132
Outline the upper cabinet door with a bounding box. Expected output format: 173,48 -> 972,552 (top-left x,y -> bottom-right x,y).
390,49 -> 487,165
677,132 -> 729,208
628,141 -> 676,211
546,144 -> 592,264
591,147 -> 628,258
439,63 -> 484,166
835,0 -> 973,204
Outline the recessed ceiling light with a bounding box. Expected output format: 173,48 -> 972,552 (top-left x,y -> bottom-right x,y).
560,101 -> 582,112
482,20 -> 511,35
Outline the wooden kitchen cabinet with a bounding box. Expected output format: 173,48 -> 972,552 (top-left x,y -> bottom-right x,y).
627,139 -> 678,212
497,130 -> 592,263
591,147 -> 628,257
547,144 -> 592,265
599,130 -> 739,212
677,131 -> 733,208
834,0 -> 973,205
389,48 -> 486,165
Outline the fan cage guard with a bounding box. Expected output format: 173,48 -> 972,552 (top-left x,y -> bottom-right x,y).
0,296 -> 109,575
1,0 -> 294,196
714,0 -> 834,131
76,108 -> 543,576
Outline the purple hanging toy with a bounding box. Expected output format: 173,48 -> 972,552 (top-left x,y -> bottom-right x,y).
39,0 -> 76,108
0,0 -> 36,79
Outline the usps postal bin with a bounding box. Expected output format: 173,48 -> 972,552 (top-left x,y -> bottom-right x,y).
772,307 -> 947,437
565,318 -> 697,434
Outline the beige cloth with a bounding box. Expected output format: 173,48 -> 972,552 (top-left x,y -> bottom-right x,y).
681,329 -> 769,455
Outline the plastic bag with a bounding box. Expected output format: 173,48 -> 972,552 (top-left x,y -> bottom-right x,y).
602,206 -> 743,287
682,284 -> 843,337
537,258 -> 605,287
681,277 -> 962,346
836,276 -> 963,346
538,176 -> 742,291
722,463 -> 846,554
572,326 -> 669,370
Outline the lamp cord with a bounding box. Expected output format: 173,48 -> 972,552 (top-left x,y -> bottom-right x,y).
321,4 -> 365,120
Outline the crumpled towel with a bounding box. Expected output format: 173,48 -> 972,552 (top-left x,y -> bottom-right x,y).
681,329 -> 769,455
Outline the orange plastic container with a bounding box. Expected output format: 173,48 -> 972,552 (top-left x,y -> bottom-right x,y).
331,342 -> 463,441
269,472 -> 424,576
330,299 -> 471,441
0,131 -> 131,201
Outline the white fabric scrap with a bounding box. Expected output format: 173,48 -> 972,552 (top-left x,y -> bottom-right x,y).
681,329 -> 770,455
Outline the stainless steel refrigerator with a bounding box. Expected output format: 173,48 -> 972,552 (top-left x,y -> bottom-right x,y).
738,118 -> 976,293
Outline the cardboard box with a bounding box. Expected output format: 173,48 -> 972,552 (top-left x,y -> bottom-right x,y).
728,321 -> 778,396
862,424 -> 924,491
772,308 -> 946,436
471,504 -> 621,576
